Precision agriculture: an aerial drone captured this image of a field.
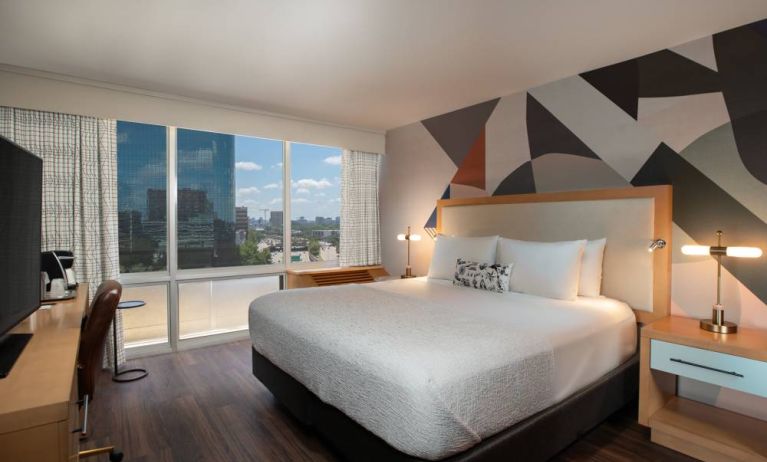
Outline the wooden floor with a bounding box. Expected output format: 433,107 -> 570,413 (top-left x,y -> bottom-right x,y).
82,340 -> 696,461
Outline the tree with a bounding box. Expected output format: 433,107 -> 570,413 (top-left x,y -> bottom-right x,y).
239,230 -> 272,265
308,238 -> 320,258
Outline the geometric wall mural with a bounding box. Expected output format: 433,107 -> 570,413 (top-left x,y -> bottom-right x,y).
407,18 -> 767,304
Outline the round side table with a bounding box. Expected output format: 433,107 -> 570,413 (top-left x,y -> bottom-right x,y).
113,300 -> 149,383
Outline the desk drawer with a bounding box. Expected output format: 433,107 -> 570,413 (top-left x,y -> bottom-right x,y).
651,340 -> 767,398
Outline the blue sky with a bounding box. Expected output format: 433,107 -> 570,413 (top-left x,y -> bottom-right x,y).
234,136 -> 342,221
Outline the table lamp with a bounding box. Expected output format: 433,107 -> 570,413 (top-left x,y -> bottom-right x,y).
681,230 -> 762,334
397,226 -> 421,278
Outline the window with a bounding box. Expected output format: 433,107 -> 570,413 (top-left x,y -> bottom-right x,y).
116,122 -> 344,351
290,143 -> 342,263
117,122 -> 168,273
178,275 -> 280,338
176,129 -> 283,269
120,284 -> 169,347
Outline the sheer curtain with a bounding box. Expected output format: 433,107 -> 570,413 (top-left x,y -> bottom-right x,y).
0,106 -> 123,368
339,149 -> 383,267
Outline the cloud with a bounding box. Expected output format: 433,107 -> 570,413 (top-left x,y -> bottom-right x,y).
238,199 -> 261,208
237,186 -> 260,196
295,188 -> 310,195
292,198 -> 309,203
263,183 -> 280,190
324,155 -> 342,166
269,198 -> 283,205
272,162 -> 283,169
235,161 -> 262,171
292,178 -> 333,189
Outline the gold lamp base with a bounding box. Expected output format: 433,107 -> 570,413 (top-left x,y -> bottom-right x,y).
700,306 -> 738,334
699,319 -> 738,334
401,266 -> 417,279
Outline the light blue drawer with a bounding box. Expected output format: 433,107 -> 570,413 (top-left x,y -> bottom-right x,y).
650,339 -> 767,398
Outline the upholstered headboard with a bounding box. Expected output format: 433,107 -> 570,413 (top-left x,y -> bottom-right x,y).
436,186 -> 672,323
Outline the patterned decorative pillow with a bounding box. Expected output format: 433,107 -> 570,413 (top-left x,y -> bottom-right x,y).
453,258 -> 512,293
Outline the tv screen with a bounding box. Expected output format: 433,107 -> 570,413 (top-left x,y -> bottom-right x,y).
0,136 -> 42,337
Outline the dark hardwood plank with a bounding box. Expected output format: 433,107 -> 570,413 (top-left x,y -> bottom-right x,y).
82,340 -> 696,461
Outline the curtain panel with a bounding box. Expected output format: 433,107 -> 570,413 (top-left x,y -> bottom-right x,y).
0,106 -> 124,368
339,150 -> 382,267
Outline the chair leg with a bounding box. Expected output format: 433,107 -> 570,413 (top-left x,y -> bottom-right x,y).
78,446 -> 123,461
77,394 -> 90,440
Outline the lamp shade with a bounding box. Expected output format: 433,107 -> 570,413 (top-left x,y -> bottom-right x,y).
397,232 -> 421,241
681,245 -> 710,256
726,246 -> 763,258
681,244 -> 762,258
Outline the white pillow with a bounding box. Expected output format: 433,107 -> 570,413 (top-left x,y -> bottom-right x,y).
427,235 -> 499,280
497,238 -> 586,300
579,238 -> 607,297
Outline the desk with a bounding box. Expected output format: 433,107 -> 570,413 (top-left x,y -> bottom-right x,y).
0,284 -> 88,462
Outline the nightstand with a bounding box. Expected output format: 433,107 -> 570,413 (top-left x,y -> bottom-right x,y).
639,316 -> 767,461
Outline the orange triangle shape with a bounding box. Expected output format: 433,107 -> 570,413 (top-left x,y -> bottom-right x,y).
451,128 -> 485,190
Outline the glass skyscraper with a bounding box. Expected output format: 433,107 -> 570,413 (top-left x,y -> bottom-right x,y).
177,128 -> 236,224
177,128 -> 237,268
117,123 -> 239,271
117,121 -> 168,273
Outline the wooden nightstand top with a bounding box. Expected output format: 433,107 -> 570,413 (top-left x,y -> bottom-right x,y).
642,316 -> 767,362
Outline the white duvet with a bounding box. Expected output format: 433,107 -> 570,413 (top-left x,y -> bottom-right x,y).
249,278 -> 636,460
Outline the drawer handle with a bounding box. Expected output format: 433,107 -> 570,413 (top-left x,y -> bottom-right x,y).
670,358 -> 744,378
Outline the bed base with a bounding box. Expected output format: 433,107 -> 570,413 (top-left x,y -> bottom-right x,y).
252,348 -> 639,461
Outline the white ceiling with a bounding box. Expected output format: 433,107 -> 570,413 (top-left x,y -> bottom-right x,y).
1,1 -> 767,131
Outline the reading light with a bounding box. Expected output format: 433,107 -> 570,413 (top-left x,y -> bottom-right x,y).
397,226 -> 421,278
683,230 -> 763,334
648,239 -> 667,253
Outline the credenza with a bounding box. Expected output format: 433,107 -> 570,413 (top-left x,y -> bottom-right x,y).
0,284 -> 88,462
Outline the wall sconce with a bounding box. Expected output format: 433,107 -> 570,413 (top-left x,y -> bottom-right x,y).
648,239 -> 667,253
397,226 -> 421,278
681,230 -> 763,334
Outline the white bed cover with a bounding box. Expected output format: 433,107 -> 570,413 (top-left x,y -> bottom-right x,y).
249,277 -> 636,460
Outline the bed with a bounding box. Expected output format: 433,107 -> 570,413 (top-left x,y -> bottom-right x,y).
249,185 -> 672,461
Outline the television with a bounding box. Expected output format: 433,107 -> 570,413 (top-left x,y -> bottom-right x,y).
0,135 -> 42,377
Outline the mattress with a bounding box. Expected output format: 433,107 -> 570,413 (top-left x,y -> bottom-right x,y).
249,277 -> 636,460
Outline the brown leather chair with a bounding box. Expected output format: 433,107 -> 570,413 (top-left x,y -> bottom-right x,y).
76,280 -> 124,462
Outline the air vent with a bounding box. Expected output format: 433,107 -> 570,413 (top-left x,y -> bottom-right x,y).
286,265 -> 389,289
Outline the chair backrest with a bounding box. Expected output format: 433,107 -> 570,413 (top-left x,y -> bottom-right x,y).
78,280 -> 122,400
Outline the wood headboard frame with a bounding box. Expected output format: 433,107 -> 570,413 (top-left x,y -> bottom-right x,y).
436,185 -> 672,324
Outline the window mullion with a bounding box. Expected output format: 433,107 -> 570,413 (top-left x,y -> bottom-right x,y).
283,141 -> 291,270
167,126 -> 179,351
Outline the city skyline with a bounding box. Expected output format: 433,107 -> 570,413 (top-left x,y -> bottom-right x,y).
234,136 -> 342,220
117,121 -> 342,272
117,122 -> 343,223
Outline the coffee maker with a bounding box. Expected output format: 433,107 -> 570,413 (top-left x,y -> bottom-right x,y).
40,250 -> 78,290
